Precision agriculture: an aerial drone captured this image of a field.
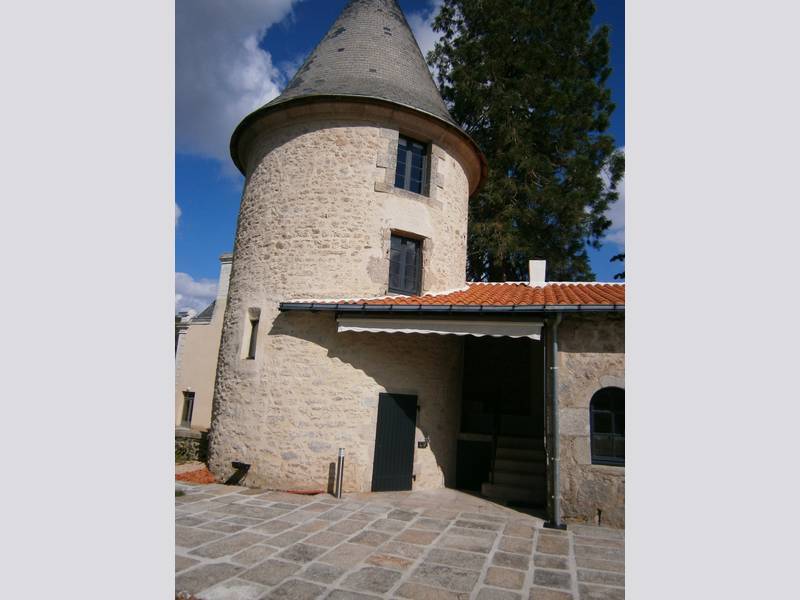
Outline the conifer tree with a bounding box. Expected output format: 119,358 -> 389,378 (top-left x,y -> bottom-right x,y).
429,0 -> 624,281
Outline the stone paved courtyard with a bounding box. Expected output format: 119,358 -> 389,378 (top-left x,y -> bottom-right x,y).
176,483 -> 624,600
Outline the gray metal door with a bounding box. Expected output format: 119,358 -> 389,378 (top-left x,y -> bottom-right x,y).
371,393 -> 416,491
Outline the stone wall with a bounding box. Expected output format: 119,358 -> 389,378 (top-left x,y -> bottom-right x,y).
210,106 -> 475,492
557,313 -> 625,528
209,311 -> 463,491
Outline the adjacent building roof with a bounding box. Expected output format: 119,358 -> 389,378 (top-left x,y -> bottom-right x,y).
280,282 -> 625,314
192,300 -> 216,323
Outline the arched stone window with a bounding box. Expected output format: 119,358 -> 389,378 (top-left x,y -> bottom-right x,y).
590,387 -> 625,466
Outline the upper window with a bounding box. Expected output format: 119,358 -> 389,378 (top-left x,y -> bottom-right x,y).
590,387 -> 624,466
394,135 -> 429,195
389,234 -> 422,295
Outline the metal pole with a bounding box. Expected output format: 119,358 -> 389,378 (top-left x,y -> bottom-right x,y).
545,313 -> 566,530
335,448 -> 345,499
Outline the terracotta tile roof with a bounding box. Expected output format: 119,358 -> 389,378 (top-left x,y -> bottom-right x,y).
284,282 -> 624,309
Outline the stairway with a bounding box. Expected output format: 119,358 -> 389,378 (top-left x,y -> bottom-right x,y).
481,436 -> 547,506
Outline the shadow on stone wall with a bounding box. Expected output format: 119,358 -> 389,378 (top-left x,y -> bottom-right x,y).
269,310 -> 459,491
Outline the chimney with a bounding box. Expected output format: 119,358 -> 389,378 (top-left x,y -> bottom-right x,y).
217,253 -> 234,301
529,259 -> 546,285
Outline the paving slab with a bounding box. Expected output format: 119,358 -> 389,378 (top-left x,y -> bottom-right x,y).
190,532 -> 268,559
477,587 -> 523,600
175,525 -> 225,549
394,581 -> 470,600
199,578 -> 267,600
174,484 -> 623,600
577,583 -> 624,600
278,542 -> 329,564
409,562 -> 481,593
175,555 -> 199,572
533,568 -> 573,590
231,544 -> 278,566
175,562 -> 243,594
529,587 -> 574,599
326,589 -> 381,599
340,565 -> 402,594
426,547 -> 487,571
298,561 -> 347,584
265,578 -> 327,600
241,559 -> 302,586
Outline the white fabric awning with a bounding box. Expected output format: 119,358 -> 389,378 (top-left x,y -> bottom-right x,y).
336,317 -> 543,340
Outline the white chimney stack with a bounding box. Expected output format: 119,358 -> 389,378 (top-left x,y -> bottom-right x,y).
529,259 -> 546,285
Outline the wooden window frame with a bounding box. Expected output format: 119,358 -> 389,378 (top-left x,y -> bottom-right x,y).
388,233 -> 422,296
394,135 -> 430,196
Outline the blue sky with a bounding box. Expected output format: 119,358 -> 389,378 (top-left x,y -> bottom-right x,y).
176,0 -> 624,313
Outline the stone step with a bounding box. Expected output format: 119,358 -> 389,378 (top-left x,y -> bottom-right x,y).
496,436 -> 544,450
492,471 -> 546,488
495,447 -> 546,461
493,459 -> 546,474
481,482 -> 546,505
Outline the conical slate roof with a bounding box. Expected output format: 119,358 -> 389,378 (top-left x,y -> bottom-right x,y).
231,0 -> 490,180
266,0 -> 456,126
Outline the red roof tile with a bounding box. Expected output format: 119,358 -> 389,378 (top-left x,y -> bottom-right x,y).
290,282 -> 624,307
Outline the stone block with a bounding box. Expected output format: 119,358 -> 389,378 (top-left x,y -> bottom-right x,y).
364,552 -> 415,571
265,578 -> 326,600
477,587 -> 522,600
426,547 -> 487,571
484,566 -> 525,590
200,579 -> 267,600
533,569 -> 572,590
492,552 -> 530,571
395,528 -> 440,545
277,542 -> 328,563
341,566 -> 402,594
175,562 -> 243,595
395,582 -> 470,600
241,559 -> 301,587
410,562 -> 481,593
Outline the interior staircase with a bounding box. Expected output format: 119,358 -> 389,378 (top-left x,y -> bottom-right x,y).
481,435 -> 547,506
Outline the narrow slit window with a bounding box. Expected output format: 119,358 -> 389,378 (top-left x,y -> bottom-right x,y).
389,234 -> 422,295
180,391 -> 195,428
394,135 -> 429,195
247,318 -> 259,359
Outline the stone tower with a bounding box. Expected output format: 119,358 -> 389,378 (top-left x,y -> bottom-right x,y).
209,0 -> 486,490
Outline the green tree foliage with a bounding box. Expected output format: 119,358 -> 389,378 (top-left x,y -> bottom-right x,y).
610,252 -> 625,280
429,0 -> 624,281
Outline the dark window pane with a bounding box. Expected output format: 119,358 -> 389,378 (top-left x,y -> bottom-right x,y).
394,135 -> 428,195
593,411 -> 612,434
614,411 -> 625,435
614,437 -> 625,459
388,234 -> 421,295
592,434 -> 613,458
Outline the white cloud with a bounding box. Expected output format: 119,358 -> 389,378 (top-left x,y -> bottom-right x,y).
605,175 -> 625,246
175,272 -> 217,314
175,202 -> 182,227
407,0 -> 443,65
176,0 -> 303,164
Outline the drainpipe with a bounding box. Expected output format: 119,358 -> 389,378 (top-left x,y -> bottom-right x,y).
544,313 -> 566,530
